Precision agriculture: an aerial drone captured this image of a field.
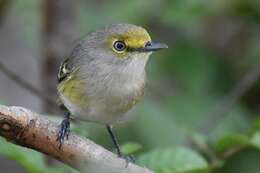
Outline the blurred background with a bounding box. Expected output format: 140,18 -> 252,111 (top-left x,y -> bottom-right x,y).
0,0 -> 260,173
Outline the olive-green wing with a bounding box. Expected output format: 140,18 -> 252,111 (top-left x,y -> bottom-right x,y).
57,58 -> 73,83
57,58 -> 73,107
57,58 -> 89,107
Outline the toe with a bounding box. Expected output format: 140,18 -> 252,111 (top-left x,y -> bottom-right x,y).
119,154 -> 135,167
56,119 -> 70,149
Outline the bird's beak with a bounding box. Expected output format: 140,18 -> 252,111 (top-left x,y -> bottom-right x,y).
137,41 -> 168,52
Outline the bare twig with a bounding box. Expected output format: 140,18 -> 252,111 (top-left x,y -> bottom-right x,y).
0,104 -> 153,173
0,62 -> 58,111
201,64 -> 260,133
220,145 -> 247,160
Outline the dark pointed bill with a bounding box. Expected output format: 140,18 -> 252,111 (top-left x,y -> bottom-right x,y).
136,41 -> 168,52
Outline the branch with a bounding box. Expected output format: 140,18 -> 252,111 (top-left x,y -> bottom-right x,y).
201,64 -> 260,133
0,104 -> 153,173
0,62 -> 58,112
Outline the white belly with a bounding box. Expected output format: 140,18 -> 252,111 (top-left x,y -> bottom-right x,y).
60,80 -> 145,124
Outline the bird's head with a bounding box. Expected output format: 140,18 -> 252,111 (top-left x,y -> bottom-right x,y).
81,24 -> 168,65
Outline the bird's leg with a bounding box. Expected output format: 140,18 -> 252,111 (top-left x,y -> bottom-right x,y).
106,125 -> 135,164
106,125 -> 122,156
57,111 -> 71,149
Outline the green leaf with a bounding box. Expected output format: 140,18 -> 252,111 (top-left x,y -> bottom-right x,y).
208,108 -> 251,145
137,147 -> 208,173
0,138 -> 46,173
215,133 -> 249,154
0,137 -> 78,173
250,132 -> 260,150
121,142 -> 142,155
252,118 -> 260,131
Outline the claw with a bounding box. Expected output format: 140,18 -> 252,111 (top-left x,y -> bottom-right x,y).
106,125 -> 135,167
119,154 -> 135,167
56,118 -> 70,149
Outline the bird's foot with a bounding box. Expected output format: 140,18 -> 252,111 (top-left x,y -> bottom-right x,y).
56,118 -> 70,149
118,154 -> 135,167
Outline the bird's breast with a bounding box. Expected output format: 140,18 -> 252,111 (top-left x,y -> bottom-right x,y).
106,78 -> 145,114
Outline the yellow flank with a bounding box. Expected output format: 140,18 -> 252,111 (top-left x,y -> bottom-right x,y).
58,70 -> 88,107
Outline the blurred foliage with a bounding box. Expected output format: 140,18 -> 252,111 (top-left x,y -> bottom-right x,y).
138,147 -> 208,173
120,142 -> 142,155
0,137 -> 78,173
0,0 -> 260,173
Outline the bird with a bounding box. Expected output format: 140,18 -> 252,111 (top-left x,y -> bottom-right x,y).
56,23 -> 168,162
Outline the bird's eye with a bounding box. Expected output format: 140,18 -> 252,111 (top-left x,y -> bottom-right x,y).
113,41 -> 126,52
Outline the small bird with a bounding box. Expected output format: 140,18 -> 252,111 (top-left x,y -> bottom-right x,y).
56,23 -> 167,161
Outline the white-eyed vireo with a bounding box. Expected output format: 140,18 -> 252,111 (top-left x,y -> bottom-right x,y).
56,24 -> 167,162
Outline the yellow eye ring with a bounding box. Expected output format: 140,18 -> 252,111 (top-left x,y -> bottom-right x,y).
113,40 -> 126,53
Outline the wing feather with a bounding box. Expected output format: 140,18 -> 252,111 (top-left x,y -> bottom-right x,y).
57,58 -> 72,83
